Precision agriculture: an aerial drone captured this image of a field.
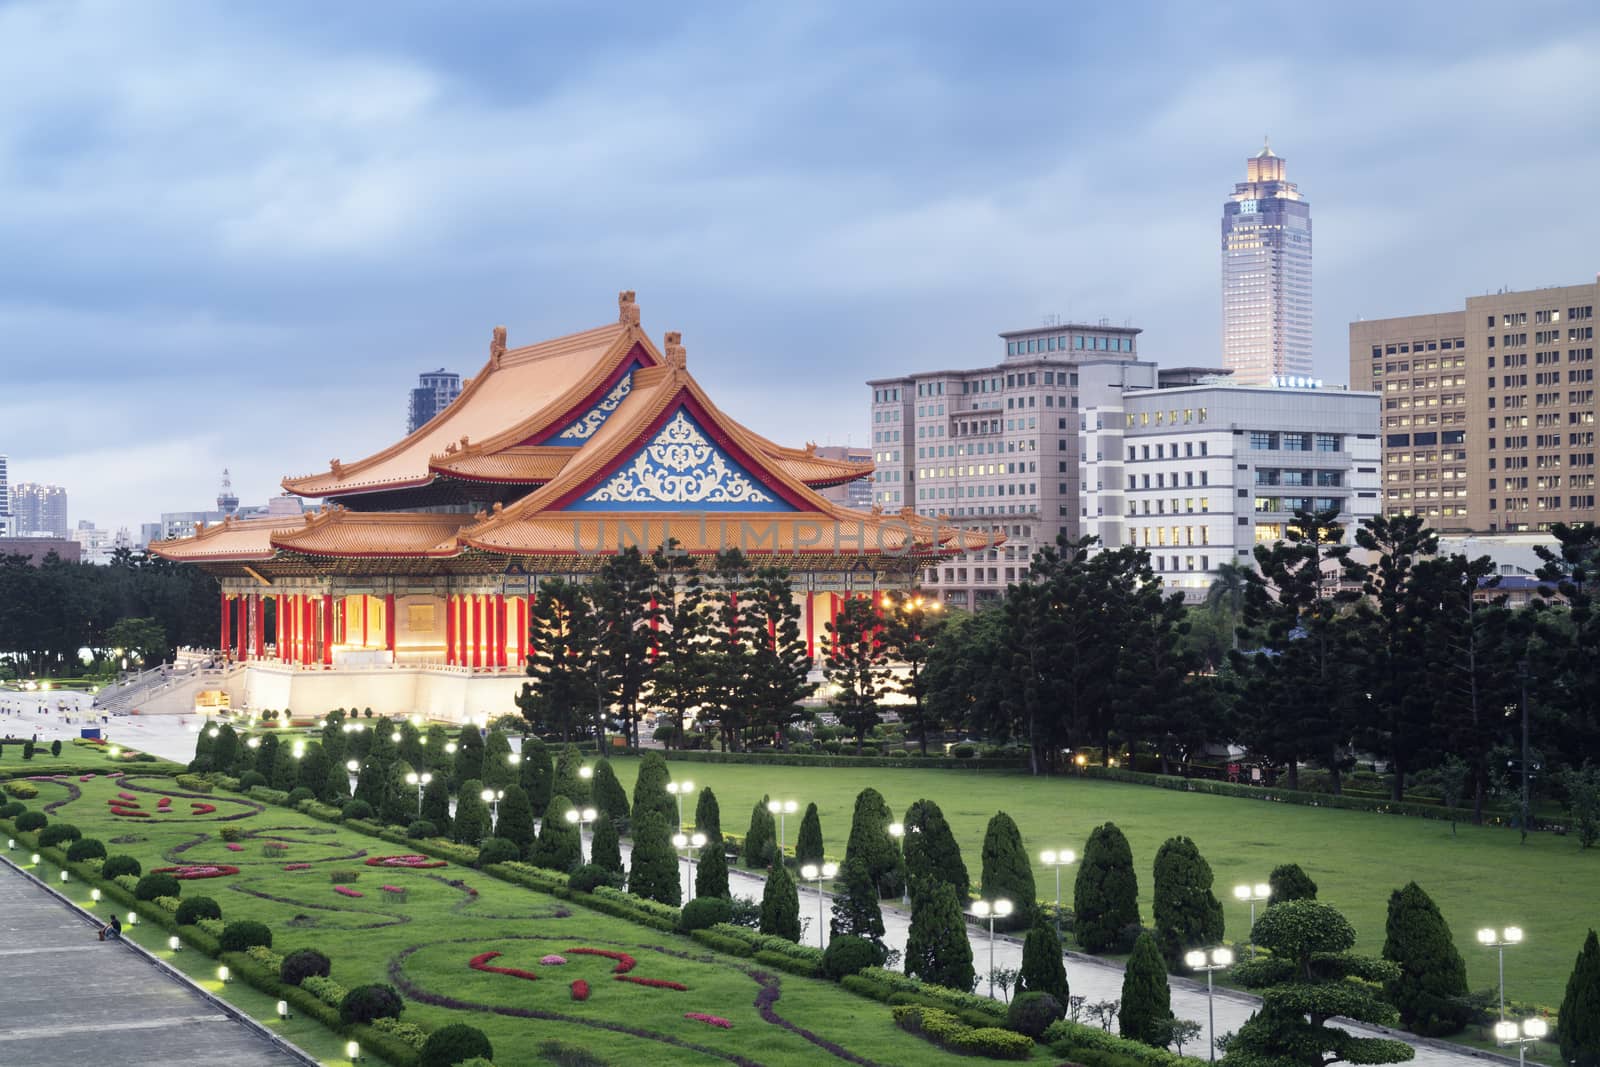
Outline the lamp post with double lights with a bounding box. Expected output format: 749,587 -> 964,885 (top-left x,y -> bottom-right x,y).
1039,849 -> 1076,939
1185,947 -> 1234,1063
666,779 -> 696,829
673,832 -> 707,902
345,759 -> 359,797
768,799 -> 798,857
1477,926 -> 1523,1020
1494,1017 -> 1548,1067
888,822 -> 908,907
1233,883 -> 1271,956
404,772 -> 432,815
801,862 -> 839,948
971,898 -> 1013,998
566,806 -> 598,863
481,788 -> 504,834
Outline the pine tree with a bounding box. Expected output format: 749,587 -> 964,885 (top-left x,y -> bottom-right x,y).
980,810 -> 1036,932
1560,929 -> 1600,1067
256,732 -> 279,782
824,595 -> 888,754
631,750 -> 674,827
1268,862 -> 1318,905
589,758 -> 630,825
696,834 -> 729,899
519,738 -> 553,817
529,793 -> 582,872
694,786 -> 721,839
553,744 -> 590,805
843,787 -> 904,897
422,724 -> 450,773
759,860 -> 801,942
452,779 -> 491,846
903,798 -> 970,901
701,549 -> 757,751
495,784 -> 537,856
214,723 -> 241,775
297,741 -> 328,795
830,855 -> 886,951
795,802 -> 825,869
650,542 -> 710,751
743,797 -> 776,868
271,738 -> 298,791
627,809 -> 681,906
320,750 -> 351,805
481,730 -> 516,789
517,576 -> 599,743
1153,836 -> 1225,969
190,723 -> 215,771
453,725 -> 484,787
594,547 -> 659,748
420,774 -> 452,836
367,722 -> 399,767
379,761 -> 417,827
904,882 -> 975,992
743,564 -> 817,747
354,755 -> 389,812
1379,882 -> 1469,1036
1074,822 -> 1140,954
590,811 -> 624,877
319,719 -> 347,771
1119,931 -> 1174,1048
1018,915 -> 1069,999
398,719 -> 425,771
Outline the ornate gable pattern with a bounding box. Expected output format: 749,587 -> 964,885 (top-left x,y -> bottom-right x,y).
549,359 -> 641,444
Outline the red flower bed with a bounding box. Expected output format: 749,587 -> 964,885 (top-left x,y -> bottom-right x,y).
571,979 -> 590,1001
365,855 -> 447,869
190,803 -> 216,815
686,1012 -> 733,1029
78,775 -> 95,782
616,976 -> 688,991
334,885 -> 363,898
225,843 -> 244,852
157,797 -> 171,808
469,951 -> 539,982
117,792 -> 138,802
110,808 -> 149,818
566,947 -> 636,974
283,863 -> 311,871
151,864 -> 239,880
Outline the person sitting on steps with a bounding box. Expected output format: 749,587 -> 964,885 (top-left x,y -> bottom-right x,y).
100,914 -> 122,941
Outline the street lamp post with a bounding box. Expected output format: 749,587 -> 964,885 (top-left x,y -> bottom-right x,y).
1477,926 -> 1524,1020
404,772 -> 432,815
767,799 -> 798,857
565,807 -> 598,863
673,832 -> 708,902
1495,1017 -> 1548,1067
1185,947 -> 1235,1063
345,759 -> 359,797
888,822 -> 907,907
1039,849 -> 1076,939
481,788 -> 504,834
970,898 -> 1013,998
1232,883 -> 1271,956
801,862 -> 839,948
666,779 -> 696,829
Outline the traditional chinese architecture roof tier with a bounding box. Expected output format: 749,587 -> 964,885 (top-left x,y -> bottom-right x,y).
150,515 -> 300,562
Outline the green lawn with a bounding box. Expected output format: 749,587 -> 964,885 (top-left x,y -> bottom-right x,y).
606,757 -> 1598,1009
9,774 -> 1014,1066
0,740 -> 181,774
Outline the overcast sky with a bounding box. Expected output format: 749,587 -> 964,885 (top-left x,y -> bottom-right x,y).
3,0 -> 1597,535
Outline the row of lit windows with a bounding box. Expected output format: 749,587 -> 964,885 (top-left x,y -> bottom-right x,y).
1006,335 -> 1131,357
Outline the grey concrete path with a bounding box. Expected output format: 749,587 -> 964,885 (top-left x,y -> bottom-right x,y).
0,859 -> 303,1066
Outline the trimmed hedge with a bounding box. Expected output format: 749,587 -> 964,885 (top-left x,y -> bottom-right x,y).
219,919 -> 273,951
65,837 -> 107,863
38,823 -> 83,848
134,872 -> 181,901
1042,1019 -> 1200,1067
893,1004 -> 1034,1060
15,810 -> 47,832
280,948 -> 332,987
1079,766 -> 1483,824
175,895 -> 223,926
419,1023 -> 493,1067
175,774 -> 213,793
841,967 -> 1007,1024
663,750 -> 1025,772
102,854 -> 142,879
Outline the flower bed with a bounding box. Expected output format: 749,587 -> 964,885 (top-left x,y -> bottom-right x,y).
190,803 -> 216,815
109,807 -> 149,818
469,951 -> 539,982
117,792 -> 138,802
571,979 -> 590,1001
381,885 -> 409,904
283,863 -> 311,871
151,864 -> 240,880
78,775 -> 95,782
365,854 -> 447,869
226,843 -> 244,852
540,954 -> 567,966
157,797 -> 171,809
567,947 -> 636,974
616,975 -> 687,991
686,1012 -> 733,1029
334,885 -> 364,898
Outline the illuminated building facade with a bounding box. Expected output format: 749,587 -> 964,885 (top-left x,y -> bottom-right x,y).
1222,141 -> 1313,385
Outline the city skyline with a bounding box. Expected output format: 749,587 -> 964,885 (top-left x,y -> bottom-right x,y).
3,1 -> 1597,535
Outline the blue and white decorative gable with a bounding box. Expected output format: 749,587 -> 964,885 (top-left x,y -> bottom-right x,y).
549,360 -> 642,445
566,408 -> 795,512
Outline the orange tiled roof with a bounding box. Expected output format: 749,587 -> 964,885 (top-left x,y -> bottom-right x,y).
147,516 -> 298,562
428,446 -> 572,485
269,510 -> 472,558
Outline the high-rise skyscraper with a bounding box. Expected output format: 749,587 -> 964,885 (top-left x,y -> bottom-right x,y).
1221,140 -> 1313,385
0,454 -> 9,537
408,369 -> 463,433
9,482 -> 69,537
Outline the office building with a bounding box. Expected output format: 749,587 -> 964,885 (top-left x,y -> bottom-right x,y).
867,320 -> 1142,606
9,482 -> 68,537
812,446 -> 874,511
71,520 -> 114,565
1349,279 -> 1598,533
408,369 -> 463,433
0,454 -> 9,537
1222,141 -> 1313,385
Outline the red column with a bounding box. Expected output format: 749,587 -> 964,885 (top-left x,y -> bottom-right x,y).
445,594 -> 455,665
515,594 -> 528,668
525,592 -> 536,658
496,594 -> 507,669
648,596 -> 660,661
252,593 -> 264,658
322,593 -> 334,666
384,593 -> 396,656
219,592 -> 230,656
804,591 -> 815,659
303,595 -> 314,666
235,596 -> 247,661
470,595 -> 482,669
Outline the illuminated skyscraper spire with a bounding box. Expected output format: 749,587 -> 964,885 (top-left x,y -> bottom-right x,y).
1221,141 -> 1312,384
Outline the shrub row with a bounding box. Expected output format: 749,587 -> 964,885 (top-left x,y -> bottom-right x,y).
892,1004 -> 1034,1060
841,967 -> 1007,1025
661,750 -> 1026,771
174,774 -> 213,793
1042,1019 -> 1199,1067
1079,767 -> 1478,824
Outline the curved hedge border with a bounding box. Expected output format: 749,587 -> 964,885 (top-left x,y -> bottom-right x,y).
660,750 -> 1025,771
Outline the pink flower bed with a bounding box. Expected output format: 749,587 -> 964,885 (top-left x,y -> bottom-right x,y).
571,979 -> 590,1000
152,864 -> 240,880
333,885 -> 363,898
380,885 -> 404,894
283,863 -> 311,871
365,854 -> 447,869
685,1012 -> 733,1029
225,843 -> 244,852
117,792 -> 138,801
469,951 -> 538,982
540,954 -> 567,966
567,947 -> 636,974
78,775 -> 95,782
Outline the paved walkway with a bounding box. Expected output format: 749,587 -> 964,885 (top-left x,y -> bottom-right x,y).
0,858 -> 302,1066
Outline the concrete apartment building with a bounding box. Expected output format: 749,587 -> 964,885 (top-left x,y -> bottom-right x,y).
408,369 -> 463,434
1222,141 -> 1313,386
867,321 -> 1141,607
0,454 -> 9,537
1350,279 -> 1598,533
9,482 -> 68,537
813,445 -> 873,511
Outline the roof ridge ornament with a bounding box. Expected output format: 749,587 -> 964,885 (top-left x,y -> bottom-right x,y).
490,325 -> 507,368
618,289 -> 640,326
663,330 -> 686,369
803,441 -> 817,456
329,458 -> 343,476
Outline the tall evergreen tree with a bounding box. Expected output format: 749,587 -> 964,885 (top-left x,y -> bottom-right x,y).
453,725 -> 485,787
422,724 -> 450,773
744,563 -> 817,747
354,755 -> 388,811
420,774 -> 452,836
1112,572 -> 1199,775
1018,915 -> 1069,999
980,810 -> 1036,932
519,737 -> 553,817
743,797 -> 776,868
516,577 -> 598,743
701,549 -> 758,751
397,718 -> 425,771
495,784 -> 537,856
694,786 -> 722,839
590,811 -> 624,877
904,882 -> 975,992
1153,836 -> 1225,969
880,590 -> 947,755
759,860 -> 801,942
830,855 -> 886,951
696,834 -> 729,899
552,743 -> 590,804
593,547 -> 659,748
256,732 -> 279,782
903,798 -> 970,901
795,802 -> 825,869
321,750 -> 352,805
367,722 -> 399,768
631,751 -> 674,827
481,730 -> 516,789
379,761 -> 418,827
1535,524 -> 1600,773
190,722 -> 215,772
452,779 -> 491,845
529,793 -> 581,871
270,738 -> 298,791
1074,822 -> 1140,954
843,787 -> 904,897
1120,931 -> 1174,1048
297,741 -> 328,796
627,809 -> 681,906
649,542 -> 710,750
1268,863 -> 1318,905
824,595 -> 888,754
1560,929 -> 1600,1067
1381,882 -> 1468,1036
589,758 -> 631,824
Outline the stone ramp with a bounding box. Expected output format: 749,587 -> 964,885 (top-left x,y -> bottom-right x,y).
0,863 -> 303,1067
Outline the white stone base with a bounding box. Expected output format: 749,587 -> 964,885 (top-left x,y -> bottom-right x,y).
229,663 -> 526,724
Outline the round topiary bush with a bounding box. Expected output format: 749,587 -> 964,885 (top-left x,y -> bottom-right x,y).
475,837 -> 521,867
279,948 -> 332,987
66,837 -> 107,863
340,983 -> 404,1025
134,872 -> 181,901
342,799 -> 374,821
419,1023 -> 493,1067
219,919 -> 272,951
238,771 -> 267,790
175,895 -> 223,926
406,819 -> 438,840
1007,991 -> 1066,1039
287,786 -> 314,806
102,855 -> 142,879
0,801 -> 26,818
678,896 -> 734,933
822,934 -> 882,980
568,863 -> 619,894
38,823 -> 83,848
15,811 -> 47,832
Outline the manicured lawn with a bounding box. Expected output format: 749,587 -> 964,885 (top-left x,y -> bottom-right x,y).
9,773 -> 1012,1066
607,757 -> 1599,1008
0,740 -> 179,774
